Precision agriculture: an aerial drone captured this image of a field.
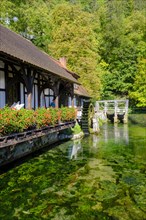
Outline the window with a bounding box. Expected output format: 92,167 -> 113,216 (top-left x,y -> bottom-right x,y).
40,88 -> 54,108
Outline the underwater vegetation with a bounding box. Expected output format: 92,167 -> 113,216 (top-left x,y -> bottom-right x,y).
0,123 -> 146,220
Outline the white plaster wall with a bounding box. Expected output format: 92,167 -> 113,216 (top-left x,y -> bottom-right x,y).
0,91 -> 6,108
0,61 -> 4,68
0,61 -> 6,108
35,84 -> 38,109
20,83 -> 24,104
74,96 -> 77,107
32,85 -> 34,109
68,96 -> 72,107
0,71 -> 5,89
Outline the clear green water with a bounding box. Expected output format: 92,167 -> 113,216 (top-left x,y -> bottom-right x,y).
0,123 -> 146,220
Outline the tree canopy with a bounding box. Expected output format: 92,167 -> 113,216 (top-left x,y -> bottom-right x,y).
0,0 -> 146,107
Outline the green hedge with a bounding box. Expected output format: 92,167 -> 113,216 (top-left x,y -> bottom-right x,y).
128,114 -> 146,126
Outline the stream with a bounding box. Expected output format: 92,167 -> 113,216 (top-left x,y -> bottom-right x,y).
0,119 -> 146,220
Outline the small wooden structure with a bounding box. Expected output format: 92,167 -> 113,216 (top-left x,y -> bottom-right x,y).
95,100 -> 129,123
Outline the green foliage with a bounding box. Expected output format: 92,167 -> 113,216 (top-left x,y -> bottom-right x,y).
0,0 -> 146,106
129,59 -> 146,107
129,114 -> 146,126
60,107 -> 76,122
0,0 -> 52,52
34,108 -> 53,128
99,1 -> 146,100
0,106 -> 34,134
48,3 -> 101,99
0,0 -> 15,26
71,121 -> 82,134
0,123 -> 145,219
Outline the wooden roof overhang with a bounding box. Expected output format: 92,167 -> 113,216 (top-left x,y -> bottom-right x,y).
74,85 -> 90,98
0,52 -> 76,85
0,24 -> 79,84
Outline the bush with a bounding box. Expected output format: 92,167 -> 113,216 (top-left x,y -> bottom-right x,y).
60,107 -> 77,122
71,122 -> 82,135
34,108 -> 51,128
0,107 -> 34,135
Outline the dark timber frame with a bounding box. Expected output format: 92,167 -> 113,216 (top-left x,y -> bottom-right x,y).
0,55 -> 74,109
0,24 -> 78,109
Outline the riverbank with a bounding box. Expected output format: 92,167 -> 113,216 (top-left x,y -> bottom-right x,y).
128,114 -> 146,126
0,122 -> 75,167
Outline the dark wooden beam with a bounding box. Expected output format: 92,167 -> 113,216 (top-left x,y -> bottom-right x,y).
21,65 -> 35,109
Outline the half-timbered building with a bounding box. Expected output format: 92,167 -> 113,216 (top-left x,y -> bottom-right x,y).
0,24 -> 80,109
56,57 -> 90,108
74,84 -> 90,108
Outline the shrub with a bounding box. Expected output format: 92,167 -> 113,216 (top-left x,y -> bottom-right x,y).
0,107 -> 34,135
60,107 -> 77,122
71,122 -> 82,135
49,108 -> 60,126
34,108 -> 51,128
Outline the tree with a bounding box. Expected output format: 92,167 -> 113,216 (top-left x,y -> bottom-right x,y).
48,3 -> 102,99
0,0 -> 16,26
0,0 -> 52,52
1,0 -> 145,106
99,0 -> 146,102
130,58 -> 146,107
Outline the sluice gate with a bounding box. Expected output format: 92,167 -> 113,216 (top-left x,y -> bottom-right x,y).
95,100 -> 129,123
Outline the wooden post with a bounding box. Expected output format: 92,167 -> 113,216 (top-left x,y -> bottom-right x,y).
38,74 -> 41,108
104,102 -> 107,113
27,93 -> 32,109
21,66 -> 34,109
71,96 -> 74,108
125,99 -> 129,114
123,99 -> 129,123
95,101 -> 99,112
53,80 -> 60,108
104,102 -> 108,120
26,74 -> 33,109
114,101 -> 118,123
55,96 -> 59,108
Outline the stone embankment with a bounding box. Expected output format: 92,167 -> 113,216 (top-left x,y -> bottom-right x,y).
0,122 -> 75,167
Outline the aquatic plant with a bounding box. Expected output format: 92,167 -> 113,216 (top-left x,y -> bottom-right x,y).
0,123 -> 146,219
71,121 -> 82,135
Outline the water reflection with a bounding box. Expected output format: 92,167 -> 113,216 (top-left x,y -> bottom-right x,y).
92,134 -> 100,148
68,139 -> 82,159
68,124 -> 129,160
102,123 -> 129,144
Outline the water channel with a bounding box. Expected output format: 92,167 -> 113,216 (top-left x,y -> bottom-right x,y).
0,118 -> 146,220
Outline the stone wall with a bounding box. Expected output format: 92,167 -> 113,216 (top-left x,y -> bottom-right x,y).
0,122 -> 75,167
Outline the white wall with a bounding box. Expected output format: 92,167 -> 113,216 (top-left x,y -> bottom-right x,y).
0,61 -> 6,108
